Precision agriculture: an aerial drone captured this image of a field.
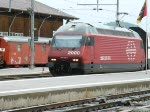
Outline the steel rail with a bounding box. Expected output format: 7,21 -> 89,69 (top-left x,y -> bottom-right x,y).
4,89 -> 150,112
4,98 -> 97,112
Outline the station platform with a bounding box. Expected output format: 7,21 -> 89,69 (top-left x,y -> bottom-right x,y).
0,67 -> 49,76
0,70 -> 150,110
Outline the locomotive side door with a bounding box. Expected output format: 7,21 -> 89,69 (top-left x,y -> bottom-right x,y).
85,37 -> 95,72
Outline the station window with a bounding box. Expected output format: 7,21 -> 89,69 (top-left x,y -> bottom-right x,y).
17,44 -> 22,52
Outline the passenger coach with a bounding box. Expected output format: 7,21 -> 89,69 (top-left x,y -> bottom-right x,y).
0,36 -> 51,67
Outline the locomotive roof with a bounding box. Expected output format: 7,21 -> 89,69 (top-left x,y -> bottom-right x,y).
55,22 -> 141,39
0,36 -> 52,44
55,22 -> 98,35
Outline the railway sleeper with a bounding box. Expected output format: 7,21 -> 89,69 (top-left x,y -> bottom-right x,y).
5,90 -> 150,112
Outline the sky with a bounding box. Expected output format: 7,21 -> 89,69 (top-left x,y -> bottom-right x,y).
36,0 -> 150,31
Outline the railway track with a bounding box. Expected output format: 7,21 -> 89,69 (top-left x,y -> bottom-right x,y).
0,73 -> 51,81
4,89 -> 150,112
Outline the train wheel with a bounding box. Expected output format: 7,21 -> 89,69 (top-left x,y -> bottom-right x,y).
49,68 -> 58,77
1,61 -> 6,68
144,64 -> 149,70
71,68 -> 83,75
147,64 -> 149,69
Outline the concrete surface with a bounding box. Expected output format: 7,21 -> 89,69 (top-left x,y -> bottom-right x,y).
0,67 -> 49,76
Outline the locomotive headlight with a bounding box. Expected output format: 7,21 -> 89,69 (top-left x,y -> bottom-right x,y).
73,59 -> 79,62
51,58 -> 56,61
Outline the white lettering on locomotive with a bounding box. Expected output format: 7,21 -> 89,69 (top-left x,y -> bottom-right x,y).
126,41 -> 137,61
100,56 -> 111,61
68,51 -> 80,55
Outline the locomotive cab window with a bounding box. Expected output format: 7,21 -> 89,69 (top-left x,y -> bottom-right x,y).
52,35 -> 83,49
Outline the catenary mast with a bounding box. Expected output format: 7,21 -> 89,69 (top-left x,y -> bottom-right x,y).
30,0 -> 35,69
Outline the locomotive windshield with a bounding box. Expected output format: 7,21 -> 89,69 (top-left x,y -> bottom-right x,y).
52,35 -> 83,49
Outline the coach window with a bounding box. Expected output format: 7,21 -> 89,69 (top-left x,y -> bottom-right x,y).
42,44 -> 46,52
17,44 -> 22,52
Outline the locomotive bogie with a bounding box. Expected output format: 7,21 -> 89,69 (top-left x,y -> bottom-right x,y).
48,55 -> 82,76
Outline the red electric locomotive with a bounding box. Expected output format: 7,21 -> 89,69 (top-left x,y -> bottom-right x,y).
48,22 -> 145,76
0,36 -> 51,67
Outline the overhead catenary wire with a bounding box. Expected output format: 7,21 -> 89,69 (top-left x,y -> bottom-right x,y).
73,0 -> 134,26
62,8 -> 126,22
62,8 -> 116,13
25,0 -> 150,26
62,8 -> 101,10
60,7 -> 121,22
61,9 -> 116,23
63,0 -> 78,4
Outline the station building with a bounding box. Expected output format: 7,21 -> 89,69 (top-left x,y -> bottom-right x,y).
0,0 -> 77,38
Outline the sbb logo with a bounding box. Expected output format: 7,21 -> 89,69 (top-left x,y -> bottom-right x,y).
126,41 -> 136,61
68,51 -> 80,55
